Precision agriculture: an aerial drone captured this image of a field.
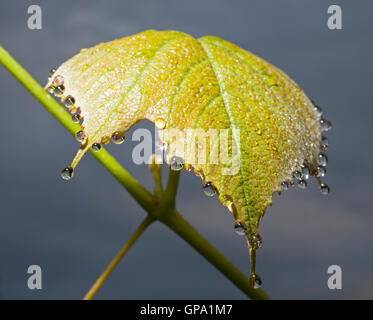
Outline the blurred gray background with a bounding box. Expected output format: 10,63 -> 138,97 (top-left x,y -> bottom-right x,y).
0,0 -> 371,299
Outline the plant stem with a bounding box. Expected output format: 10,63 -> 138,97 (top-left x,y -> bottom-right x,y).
0,44 -> 271,300
160,210 -> 271,300
163,169 -> 181,209
83,215 -> 155,300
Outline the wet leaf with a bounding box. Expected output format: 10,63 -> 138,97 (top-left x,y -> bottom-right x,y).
45,30 -> 325,278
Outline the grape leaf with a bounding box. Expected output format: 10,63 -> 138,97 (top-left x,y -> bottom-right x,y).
45,30 -> 326,280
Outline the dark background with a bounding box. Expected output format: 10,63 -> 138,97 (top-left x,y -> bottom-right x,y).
0,0 -> 371,299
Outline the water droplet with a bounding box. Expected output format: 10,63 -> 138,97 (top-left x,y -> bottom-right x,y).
154,118 -> 166,129
61,166 -> 73,180
250,273 -> 262,289
252,234 -> 262,249
49,68 -> 56,78
111,131 -> 125,144
234,221 -> 246,236
72,114 -> 82,123
64,95 -> 75,108
292,170 -> 302,181
301,165 -> 310,180
297,179 -> 307,189
170,156 -> 183,171
314,104 -> 322,116
281,181 -> 290,191
203,181 -> 217,196
47,86 -> 55,94
317,166 -> 326,177
320,118 -> 332,131
320,183 -> 330,195
52,75 -> 64,87
318,153 -> 328,167
321,136 -> 329,151
53,85 -> 65,97
75,130 -> 85,143
92,143 -> 101,151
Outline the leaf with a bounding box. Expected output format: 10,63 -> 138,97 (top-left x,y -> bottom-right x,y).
45,30 -> 327,280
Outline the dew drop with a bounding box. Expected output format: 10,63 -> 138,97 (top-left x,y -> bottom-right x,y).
49,68 -> 56,78
320,118 -> 332,131
61,166 -> 73,180
292,170 -> 302,181
72,114 -> 82,123
53,85 -> 65,97
75,130 -> 85,143
203,181 -> 217,196
281,181 -> 290,191
301,164 -> 310,180
64,95 -> 75,108
234,221 -> 246,236
317,166 -> 326,177
154,118 -> 166,129
320,183 -> 330,195
47,86 -> 55,94
318,153 -> 328,167
52,75 -> 64,87
249,273 -> 262,289
92,143 -> 101,151
297,179 -> 307,189
321,137 -> 329,151
252,234 -> 262,249
111,131 -> 125,144
313,103 -> 322,116
170,156 -> 184,171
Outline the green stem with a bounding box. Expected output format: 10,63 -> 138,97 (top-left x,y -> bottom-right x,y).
160,210 -> 270,300
83,215 -> 155,300
163,169 -> 181,209
0,44 -> 270,300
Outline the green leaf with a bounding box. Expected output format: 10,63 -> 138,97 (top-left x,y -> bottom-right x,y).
45,30 -> 324,280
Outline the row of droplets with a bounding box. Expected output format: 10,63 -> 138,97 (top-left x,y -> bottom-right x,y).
280,102 -> 332,195
46,69 -> 128,180
167,154 -> 262,288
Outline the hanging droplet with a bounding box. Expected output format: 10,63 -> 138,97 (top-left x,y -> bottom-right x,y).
252,234 -> 262,249
47,86 -> 55,94
61,166 -> 74,180
111,131 -> 125,144
234,221 -> 246,236
49,68 -> 56,78
318,153 -> 328,167
92,143 -> 101,151
72,114 -> 82,123
314,104 -> 322,116
292,170 -> 302,181
64,95 -> 75,108
301,164 -> 310,180
281,181 -> 290,191
170,156 -> 183,171
52,75 -> 64,87
320,183 -> 330,195
321,136 -> 329,151
317,166 -> 326,177
297,179 -> 307,189
249,273 -> 262,289
320,118 -> 332,131
154,118 -> 167,129
203,181 -> 217,196
75,130 -> 85,143
53,85 -> 65,97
